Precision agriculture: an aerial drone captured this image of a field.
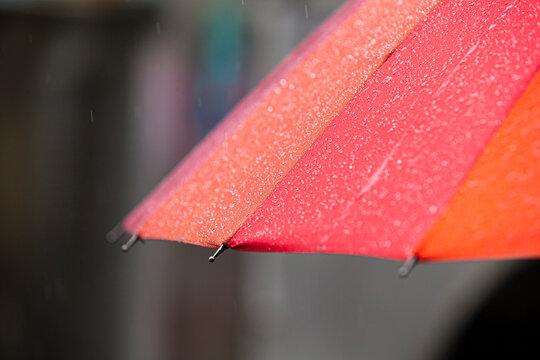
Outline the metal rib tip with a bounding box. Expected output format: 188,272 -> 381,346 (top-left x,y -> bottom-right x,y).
121,234 -> 139,252
398,256 -> 419,278
106,224 -> 124,244
208,244 -> 227,263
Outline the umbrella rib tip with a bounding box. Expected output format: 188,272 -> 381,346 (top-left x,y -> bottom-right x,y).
208,244 -> 227,263
106,224 -> 124,244
398,255 -> 418,278
121,234 -> 140,252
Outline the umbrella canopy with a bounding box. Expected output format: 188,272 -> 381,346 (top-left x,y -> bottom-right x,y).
114,0 -> 540,264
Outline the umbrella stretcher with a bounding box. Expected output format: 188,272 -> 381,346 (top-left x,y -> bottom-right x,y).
110,0 -> 540,271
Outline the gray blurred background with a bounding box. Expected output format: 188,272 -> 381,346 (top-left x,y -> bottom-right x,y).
1,0 -> 539,359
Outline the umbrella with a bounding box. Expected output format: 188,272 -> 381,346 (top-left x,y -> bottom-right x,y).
109,0 -> 540,274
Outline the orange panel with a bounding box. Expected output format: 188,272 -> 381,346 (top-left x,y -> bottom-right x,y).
417,71 -> 540,260
137,0 -> 439,247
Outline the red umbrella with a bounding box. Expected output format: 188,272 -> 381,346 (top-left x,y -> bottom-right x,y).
110,0 -> 540,274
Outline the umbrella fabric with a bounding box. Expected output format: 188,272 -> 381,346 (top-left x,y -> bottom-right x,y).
124,0 -> 440,246
121,0 -> 540,262
417,72 -> 540,260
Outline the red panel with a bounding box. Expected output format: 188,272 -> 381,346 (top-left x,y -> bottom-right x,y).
127,0 -> 440,247
417,71 -> 540,261
230,0 -> 540,260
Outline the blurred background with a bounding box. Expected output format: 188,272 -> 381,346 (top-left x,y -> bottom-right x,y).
1,0 -> 538,359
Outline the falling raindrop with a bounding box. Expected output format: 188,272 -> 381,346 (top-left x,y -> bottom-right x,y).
90,110 -> 94,123
156,22 -> 161,35
304,2 -> 309,19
